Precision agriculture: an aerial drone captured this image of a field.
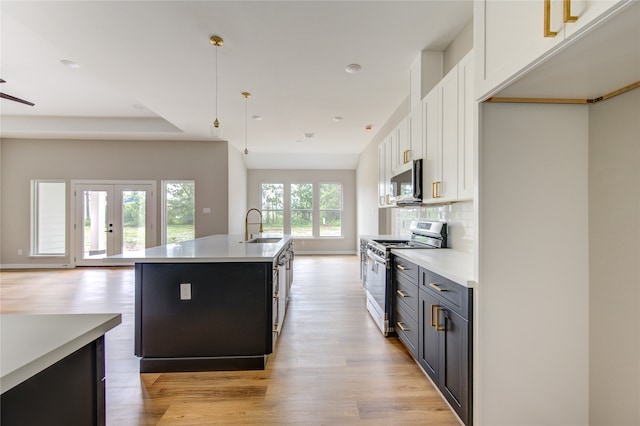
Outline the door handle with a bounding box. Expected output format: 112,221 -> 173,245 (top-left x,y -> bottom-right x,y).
105,230 -> 113,233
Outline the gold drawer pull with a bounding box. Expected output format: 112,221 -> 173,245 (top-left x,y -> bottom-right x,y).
396,322 -> 410,332
430,304 -> 438,327
396,264 -> 407,271
396,290 -> 409,298
435,307 -> 445,331
544,0 -> 558,37
429,283 -> 445,292
563,0 -> 578,22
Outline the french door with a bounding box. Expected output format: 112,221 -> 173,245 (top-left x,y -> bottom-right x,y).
72,181 -> 156,266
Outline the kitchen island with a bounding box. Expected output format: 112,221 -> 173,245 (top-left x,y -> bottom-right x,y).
109,234 -> 293,373
1,313 -> 121,425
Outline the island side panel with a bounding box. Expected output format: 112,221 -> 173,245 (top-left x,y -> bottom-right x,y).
135,262 -> 273,370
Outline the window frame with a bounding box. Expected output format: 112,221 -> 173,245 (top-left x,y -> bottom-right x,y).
318,182 -> 343,238
289,182 -> 313,237
161,180 -> 195,245
260,182 -> 285,235
31,179 -> 67,256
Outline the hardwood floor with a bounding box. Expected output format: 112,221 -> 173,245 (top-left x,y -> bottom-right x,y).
0,255 -> 459,425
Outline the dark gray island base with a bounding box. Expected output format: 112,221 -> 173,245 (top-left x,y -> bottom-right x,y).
135,261 -> 276,372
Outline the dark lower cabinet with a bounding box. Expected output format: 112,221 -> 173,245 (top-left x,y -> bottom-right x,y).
419,268 -> 473,425
1,337 -> 105,426
135,262 -> 273,372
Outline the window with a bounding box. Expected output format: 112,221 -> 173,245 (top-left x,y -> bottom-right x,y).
162,181 -> 195,244
319,183 -> 342,237
290,183 -> 312,237
31,180 -> 66,255
261,183 -> 284,234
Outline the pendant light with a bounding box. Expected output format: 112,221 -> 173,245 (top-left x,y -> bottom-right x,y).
242,92 -> 251,155
210,35 -> 223,138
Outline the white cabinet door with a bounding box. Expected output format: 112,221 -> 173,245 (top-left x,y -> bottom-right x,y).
563,0 -> 628,38
378,139 -> 393,207
392,116 -> 411,174
423,87 -> 440,203
378,142 -> 386,207
457,52 -> 475,201
409,106 -> 423,162
476,0 -> 565,99
475,0 -> 629,100
439,66 -> 459,202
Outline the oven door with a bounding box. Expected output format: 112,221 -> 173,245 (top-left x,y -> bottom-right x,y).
365,249 -> 390,335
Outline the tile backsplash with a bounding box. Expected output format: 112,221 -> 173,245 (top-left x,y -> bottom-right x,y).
391,201 -> 474,253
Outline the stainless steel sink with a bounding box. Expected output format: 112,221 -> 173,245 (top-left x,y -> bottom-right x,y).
244,237 -> 282,244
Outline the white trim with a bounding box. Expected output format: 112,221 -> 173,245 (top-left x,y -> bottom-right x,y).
292,251 -> 356,256
1,263 -> 75,270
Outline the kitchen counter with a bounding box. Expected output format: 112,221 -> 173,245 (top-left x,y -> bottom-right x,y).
126,235 -> 295,373
391,249 -> 475,288
108,234 -> 292,263
1,313 -> 121,393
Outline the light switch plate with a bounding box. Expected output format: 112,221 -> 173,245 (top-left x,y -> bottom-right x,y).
180,283 -> 192,300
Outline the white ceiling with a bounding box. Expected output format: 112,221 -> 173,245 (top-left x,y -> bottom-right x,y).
0,1 -> 473,169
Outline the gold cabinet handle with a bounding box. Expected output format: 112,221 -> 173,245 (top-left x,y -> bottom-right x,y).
431,182 -> 436,198
396,289 -> 409,298
385,194 -> 390,204
430,304 -> 438,327
396,264 -> 406,271
396,321 -> 410,332
429,283 -> 445,292
435,307 -> 445,331
544,0 -> 558,37
435,181 -> 441,198
563,0 -> 578,22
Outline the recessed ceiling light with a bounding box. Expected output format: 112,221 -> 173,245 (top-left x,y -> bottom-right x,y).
252,115 -> 262,121
296,140 -> 304,143
365,125 -> 373,131
304,132 -> 315,139
345,63 -> 361,74
60,59 -> 80,69
333,116 -> 343,122
132,104 -> 145,110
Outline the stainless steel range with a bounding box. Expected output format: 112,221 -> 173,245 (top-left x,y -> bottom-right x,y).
364,220 -> 447,336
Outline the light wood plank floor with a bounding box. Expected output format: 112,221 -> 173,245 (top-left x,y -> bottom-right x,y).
1,255 -> 458,425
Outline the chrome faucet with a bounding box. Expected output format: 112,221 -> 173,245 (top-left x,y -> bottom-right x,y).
244,208 -> 263,241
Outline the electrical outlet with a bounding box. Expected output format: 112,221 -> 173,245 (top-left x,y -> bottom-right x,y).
180,283 -> 192,300
18,249 -> 23,255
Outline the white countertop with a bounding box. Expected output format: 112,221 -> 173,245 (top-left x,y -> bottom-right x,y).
0,313 -> 122,393
391,249 -> 476,288
108,234 -> 292,263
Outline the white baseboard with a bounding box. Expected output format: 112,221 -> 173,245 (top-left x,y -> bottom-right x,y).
1,263 -> 75,270
293,251 -> 357,256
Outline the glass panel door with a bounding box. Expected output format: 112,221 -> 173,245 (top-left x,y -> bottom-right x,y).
79,186 -> 114,263
74,182 -> 155,266
118,187 -> 148,257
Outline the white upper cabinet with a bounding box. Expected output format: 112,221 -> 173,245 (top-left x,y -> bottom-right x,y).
391,116 -> 411,175
475,0 -> 629,100
423,65 -> 459,203
378,137 -> 393,207
457,52 -> 475,201
423,52 -> 475,204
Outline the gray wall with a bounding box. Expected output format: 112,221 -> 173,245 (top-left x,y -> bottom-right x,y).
247,169 -> 356,254
588,89 -> 640,424
0,138 -> 230,266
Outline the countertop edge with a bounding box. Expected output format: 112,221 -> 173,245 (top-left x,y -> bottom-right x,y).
0,313 -> 122,394
390,249 -> 476,289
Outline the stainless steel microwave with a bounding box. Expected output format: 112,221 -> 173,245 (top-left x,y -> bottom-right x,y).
391,159 -> 423,205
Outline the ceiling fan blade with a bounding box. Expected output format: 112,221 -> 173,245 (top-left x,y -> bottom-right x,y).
0,92 -> 35,106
